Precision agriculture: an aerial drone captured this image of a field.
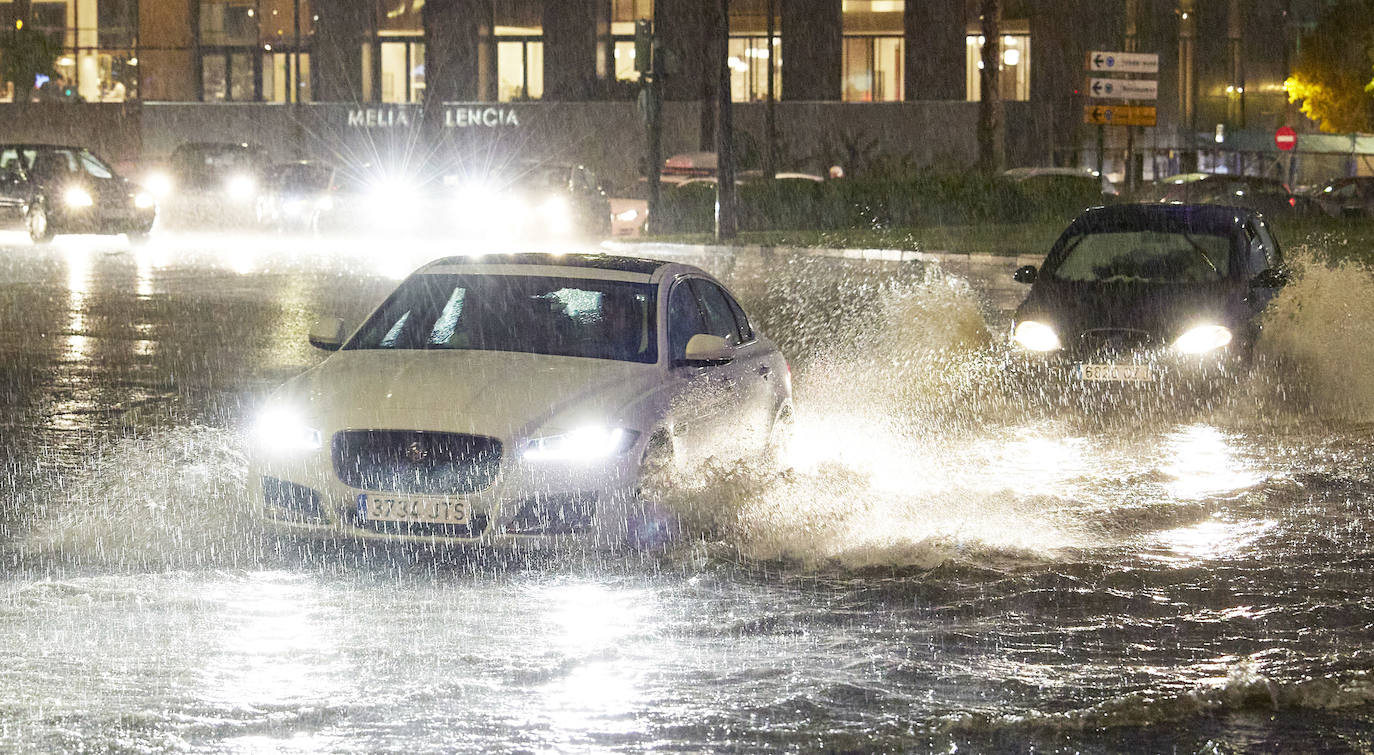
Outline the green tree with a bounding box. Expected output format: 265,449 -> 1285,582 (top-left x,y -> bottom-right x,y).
1286,0 -> 1374,133
0,26 -> 60,101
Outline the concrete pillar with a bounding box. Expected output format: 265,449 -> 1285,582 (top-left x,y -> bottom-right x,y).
76,0 -> 100,100
542,0 -> 598,100
904,0 -> 965,100
781,0 -> 841,101
313,0 -> 372,102
422,0 -> 486,105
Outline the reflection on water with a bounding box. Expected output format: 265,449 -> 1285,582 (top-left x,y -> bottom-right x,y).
2,235 -> 1373,752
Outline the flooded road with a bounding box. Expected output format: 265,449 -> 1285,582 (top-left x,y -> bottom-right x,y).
1,231 -> 1372,752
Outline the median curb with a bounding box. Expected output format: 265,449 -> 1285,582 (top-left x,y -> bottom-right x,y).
600,240 -> 1043,277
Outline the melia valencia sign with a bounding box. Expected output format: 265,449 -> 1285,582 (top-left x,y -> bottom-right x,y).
345,105 -> 521,129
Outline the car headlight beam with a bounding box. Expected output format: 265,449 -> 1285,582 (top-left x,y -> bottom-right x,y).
64,186 -> 94,208
254,407 -> 322,451
1012,320 -> 1062,352
1173,324 -> 1233,354
133,192 -> 156,209
522,426 -> 639,462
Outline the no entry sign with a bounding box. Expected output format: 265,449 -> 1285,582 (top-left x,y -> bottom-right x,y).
1275,126 -> 1298,151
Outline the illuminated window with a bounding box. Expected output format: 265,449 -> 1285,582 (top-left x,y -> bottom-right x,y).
965,27 -> 1030,101
842,0 -> 903,102
727,37 -> 780,102
497,39 -> 543,101
379,40 -> 424,102
263,52 -> 311,102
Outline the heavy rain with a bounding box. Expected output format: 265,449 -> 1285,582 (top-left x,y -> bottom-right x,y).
3,0 -> 1374,750
0,220 -> 1371,751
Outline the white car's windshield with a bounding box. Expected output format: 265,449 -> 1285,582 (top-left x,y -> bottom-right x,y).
1049,230 -> 1232,283
346,274 -> 657,363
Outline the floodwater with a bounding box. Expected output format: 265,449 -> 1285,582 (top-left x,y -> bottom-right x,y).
0,230 -> 1371,753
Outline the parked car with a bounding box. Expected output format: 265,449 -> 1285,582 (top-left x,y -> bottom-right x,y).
250,252 -> 792,547
1009,203 -> 1288,386
0,143 -> 157,244
1151,173 -> 1318,217
255,161 -> 336,232
1309,176 -> 1374,218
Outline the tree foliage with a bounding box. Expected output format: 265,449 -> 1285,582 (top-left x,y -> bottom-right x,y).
1287,0 -> 1374,133
0,27 -> 60,100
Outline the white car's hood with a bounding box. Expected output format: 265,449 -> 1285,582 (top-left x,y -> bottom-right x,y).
281,349 -> 661,440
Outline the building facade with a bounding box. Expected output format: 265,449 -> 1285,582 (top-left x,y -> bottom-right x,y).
0,0 -> 1320,176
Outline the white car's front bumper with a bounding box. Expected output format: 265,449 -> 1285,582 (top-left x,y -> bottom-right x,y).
250,436 -> 650,548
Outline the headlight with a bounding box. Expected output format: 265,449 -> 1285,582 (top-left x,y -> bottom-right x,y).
1012,320 -> 1062,351
315,195 -> 334,211
522,426 -> 640,462
539,196 -> 573,232
615,208 -> 640,222
253,407 -> 322,451
1173,325 -> 1233,354
226,174 -> 257,201
133,192 -> 155,209
145,172 -> 173,198
64,186 -> 94,208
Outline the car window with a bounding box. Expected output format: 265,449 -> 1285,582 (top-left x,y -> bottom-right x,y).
79,151 -> 113,179
1050,230 -> 1231,283
347,274 -> 658,363
667,281 -> 704,361
0,149 -> 24,176
1253,218 -> 1282,268
723,290 -> 754,343
25,149 -> 78,179
689,278 -> 744,346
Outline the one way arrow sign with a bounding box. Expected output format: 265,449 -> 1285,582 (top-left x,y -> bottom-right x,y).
1086,77 -> 1157,100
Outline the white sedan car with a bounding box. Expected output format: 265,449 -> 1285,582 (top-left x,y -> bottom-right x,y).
250,253 -> 792,547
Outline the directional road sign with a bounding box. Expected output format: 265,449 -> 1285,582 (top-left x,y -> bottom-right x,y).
1087,51 -> 1159,74
1087,77 -> 1158,100
1083,105 -> 1157,127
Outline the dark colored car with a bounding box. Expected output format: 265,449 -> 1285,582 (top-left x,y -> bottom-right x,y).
1310,176 -> 1374,218
442,162 -> 612,239
1152,173 -> 1317,217
1010,203 -> 1288,385
255,161 -> 336,232
0,144 -> 157,244
145,142 -> 273,203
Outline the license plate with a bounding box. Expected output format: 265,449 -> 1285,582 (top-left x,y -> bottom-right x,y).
357,494 -> 469,525
1077,363 -> 1153,382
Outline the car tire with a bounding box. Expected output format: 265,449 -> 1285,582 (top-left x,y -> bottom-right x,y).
27,200 -> 54,244
627,431 -> 680,549
764,404 -> 794,466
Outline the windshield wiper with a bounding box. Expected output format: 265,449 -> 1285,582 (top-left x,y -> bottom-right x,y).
1180,231 -> 1218,274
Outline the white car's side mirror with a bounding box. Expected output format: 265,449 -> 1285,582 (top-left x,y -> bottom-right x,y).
308,317 -> 347,351
683,333 -> 734,363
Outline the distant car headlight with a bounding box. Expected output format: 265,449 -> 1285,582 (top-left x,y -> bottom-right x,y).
1012,320 -> 1062,352
522,426 -> 640,462
133,192 -> 155,209
226,174 -> 257,201
539,196 -> 573,232
253,407 -> 322,451
315,195 -> 334,212
1173,325 -> 1233,354
615,208 -> 641,222
145,172 -> 173,198
64,186 -> 94,208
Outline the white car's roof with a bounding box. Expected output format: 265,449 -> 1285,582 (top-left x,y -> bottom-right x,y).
416,253 -> 686,284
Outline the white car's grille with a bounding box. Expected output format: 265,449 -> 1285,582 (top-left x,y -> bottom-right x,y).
332,430 -> 502,494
